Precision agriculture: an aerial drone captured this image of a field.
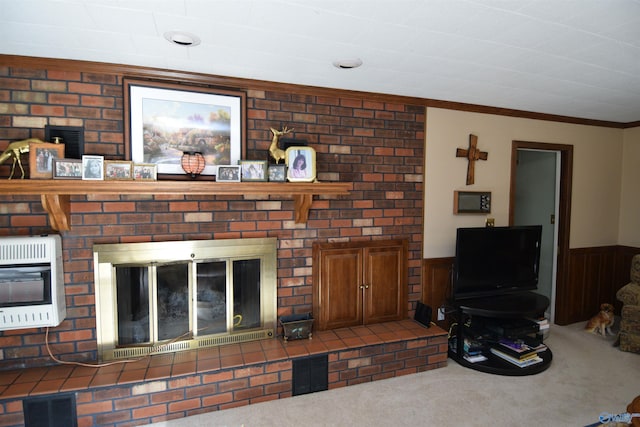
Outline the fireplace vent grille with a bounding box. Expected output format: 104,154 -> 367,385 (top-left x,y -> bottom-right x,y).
197,329 -> 273,348
106,329 -> 274,360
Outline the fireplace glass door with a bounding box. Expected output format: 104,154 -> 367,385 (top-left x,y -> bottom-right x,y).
114,258 -> 262,348
94,237 -> 277,360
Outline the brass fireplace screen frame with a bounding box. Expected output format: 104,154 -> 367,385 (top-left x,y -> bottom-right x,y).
93,238 -> 277,361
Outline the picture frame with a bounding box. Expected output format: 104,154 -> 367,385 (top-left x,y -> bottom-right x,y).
82,155 -> 104,180
268,164 -> 287,182
239,160 -> 268,182
29,142 -> 65,179
133,163 -> 157,181
53,158 -> 82,179
216,165 -> 241,182
124,79 -> 246,180
285,146 -> 316,182
105,160 -> 133,180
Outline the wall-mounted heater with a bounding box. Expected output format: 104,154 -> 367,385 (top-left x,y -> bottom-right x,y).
0,235 -> 66,330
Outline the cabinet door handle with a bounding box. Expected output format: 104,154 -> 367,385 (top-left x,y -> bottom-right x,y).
364,285 -> 369,289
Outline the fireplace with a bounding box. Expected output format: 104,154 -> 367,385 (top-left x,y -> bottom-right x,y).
93,238 -> 277,361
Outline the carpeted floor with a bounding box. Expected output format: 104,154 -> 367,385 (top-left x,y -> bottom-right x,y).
145,321 -> 639,427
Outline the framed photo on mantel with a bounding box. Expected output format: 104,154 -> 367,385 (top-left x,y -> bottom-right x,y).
285,146 -> 316,182
29,142 -> 65,179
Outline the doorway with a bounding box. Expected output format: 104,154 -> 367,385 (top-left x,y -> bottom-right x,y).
513,149 -> 559,321
510,141 -> 573,325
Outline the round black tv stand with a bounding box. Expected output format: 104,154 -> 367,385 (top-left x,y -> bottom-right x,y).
449,291 -> 552,376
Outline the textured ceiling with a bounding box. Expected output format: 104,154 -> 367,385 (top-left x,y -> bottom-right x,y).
2,0 -> 640,123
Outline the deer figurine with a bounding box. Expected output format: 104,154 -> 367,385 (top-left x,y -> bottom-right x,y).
269,126 -> 293,164
0,138 -> 45,179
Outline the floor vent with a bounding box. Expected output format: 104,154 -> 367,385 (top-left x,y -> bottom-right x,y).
292,354 -> 328,396
23,393 -> 77,427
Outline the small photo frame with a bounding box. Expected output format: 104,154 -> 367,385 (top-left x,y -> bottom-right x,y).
217,165 -> 241,182
82,155 -> 104,180
285,146 -> 316,182
268,164 -> 286,182
53,158 -> 82,179
29,142 -> 65,179
105,160 -> 133,180
239,160 -> 267,182
133,163 -> 157,181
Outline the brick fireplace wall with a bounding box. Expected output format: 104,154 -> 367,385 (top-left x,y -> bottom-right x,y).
0,57 -> 425,371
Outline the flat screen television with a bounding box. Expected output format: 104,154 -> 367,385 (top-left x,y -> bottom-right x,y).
452,225 -> 542,300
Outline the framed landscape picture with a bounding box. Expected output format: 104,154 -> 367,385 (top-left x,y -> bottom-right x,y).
124,79 -> 246,180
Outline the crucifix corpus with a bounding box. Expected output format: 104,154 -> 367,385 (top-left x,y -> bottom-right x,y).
456,134 -> 488,185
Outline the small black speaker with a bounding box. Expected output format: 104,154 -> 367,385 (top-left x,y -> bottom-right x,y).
414,302 -> 432,327
44,125 -> 84,159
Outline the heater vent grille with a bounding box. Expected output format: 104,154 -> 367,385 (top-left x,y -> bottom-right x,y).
0,241 -> 49,263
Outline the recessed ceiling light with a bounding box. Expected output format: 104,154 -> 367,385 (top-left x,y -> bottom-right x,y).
333,59 -> 363,69
164,31 -> 201,47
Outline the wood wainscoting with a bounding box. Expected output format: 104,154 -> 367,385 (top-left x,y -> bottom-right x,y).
556,245 -> 639,325
421,257 -> 454,328
422,245 -> 639,327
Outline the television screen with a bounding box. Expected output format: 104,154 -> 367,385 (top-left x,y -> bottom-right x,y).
453,225 -> 542,300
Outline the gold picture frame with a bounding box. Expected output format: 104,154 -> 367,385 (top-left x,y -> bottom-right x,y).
105,160 -> 133,180
285,146 -> 316,182
133,163 -> 157,181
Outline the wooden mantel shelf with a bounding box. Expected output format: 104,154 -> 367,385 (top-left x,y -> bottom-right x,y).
0,180 -> 353,231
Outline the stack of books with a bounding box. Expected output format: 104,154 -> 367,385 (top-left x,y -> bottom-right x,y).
528,317 -> 550,338
463,338 -> 488,363
490,338 -> 546,368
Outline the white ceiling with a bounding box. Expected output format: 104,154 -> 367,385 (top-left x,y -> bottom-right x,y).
2,0 -> 640,123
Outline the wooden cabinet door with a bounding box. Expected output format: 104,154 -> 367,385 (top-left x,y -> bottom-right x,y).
313,240 -> 407,330
363,243 -> 407,324
313,247 -> 363,330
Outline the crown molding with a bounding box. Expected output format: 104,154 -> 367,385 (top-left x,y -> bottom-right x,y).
1,54 -> 635,129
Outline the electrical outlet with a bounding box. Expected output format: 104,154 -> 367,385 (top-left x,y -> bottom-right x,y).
437,307 -> 445,321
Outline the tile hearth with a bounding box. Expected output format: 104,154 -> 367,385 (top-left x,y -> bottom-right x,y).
0,320 -> 447,427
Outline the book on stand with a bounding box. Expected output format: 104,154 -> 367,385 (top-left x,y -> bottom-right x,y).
495,338 -> 538,359
463,353 -> 488,363
490,347 -> 543,368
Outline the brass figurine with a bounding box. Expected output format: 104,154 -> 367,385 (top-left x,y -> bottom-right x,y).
0,138 -> 47,179
268,126 -> 293,164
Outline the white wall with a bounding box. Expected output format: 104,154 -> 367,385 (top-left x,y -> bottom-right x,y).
619,126 -> 640,247
423,107 -> 624,258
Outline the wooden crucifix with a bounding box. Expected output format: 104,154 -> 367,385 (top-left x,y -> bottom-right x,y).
456,134 -> 488,185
